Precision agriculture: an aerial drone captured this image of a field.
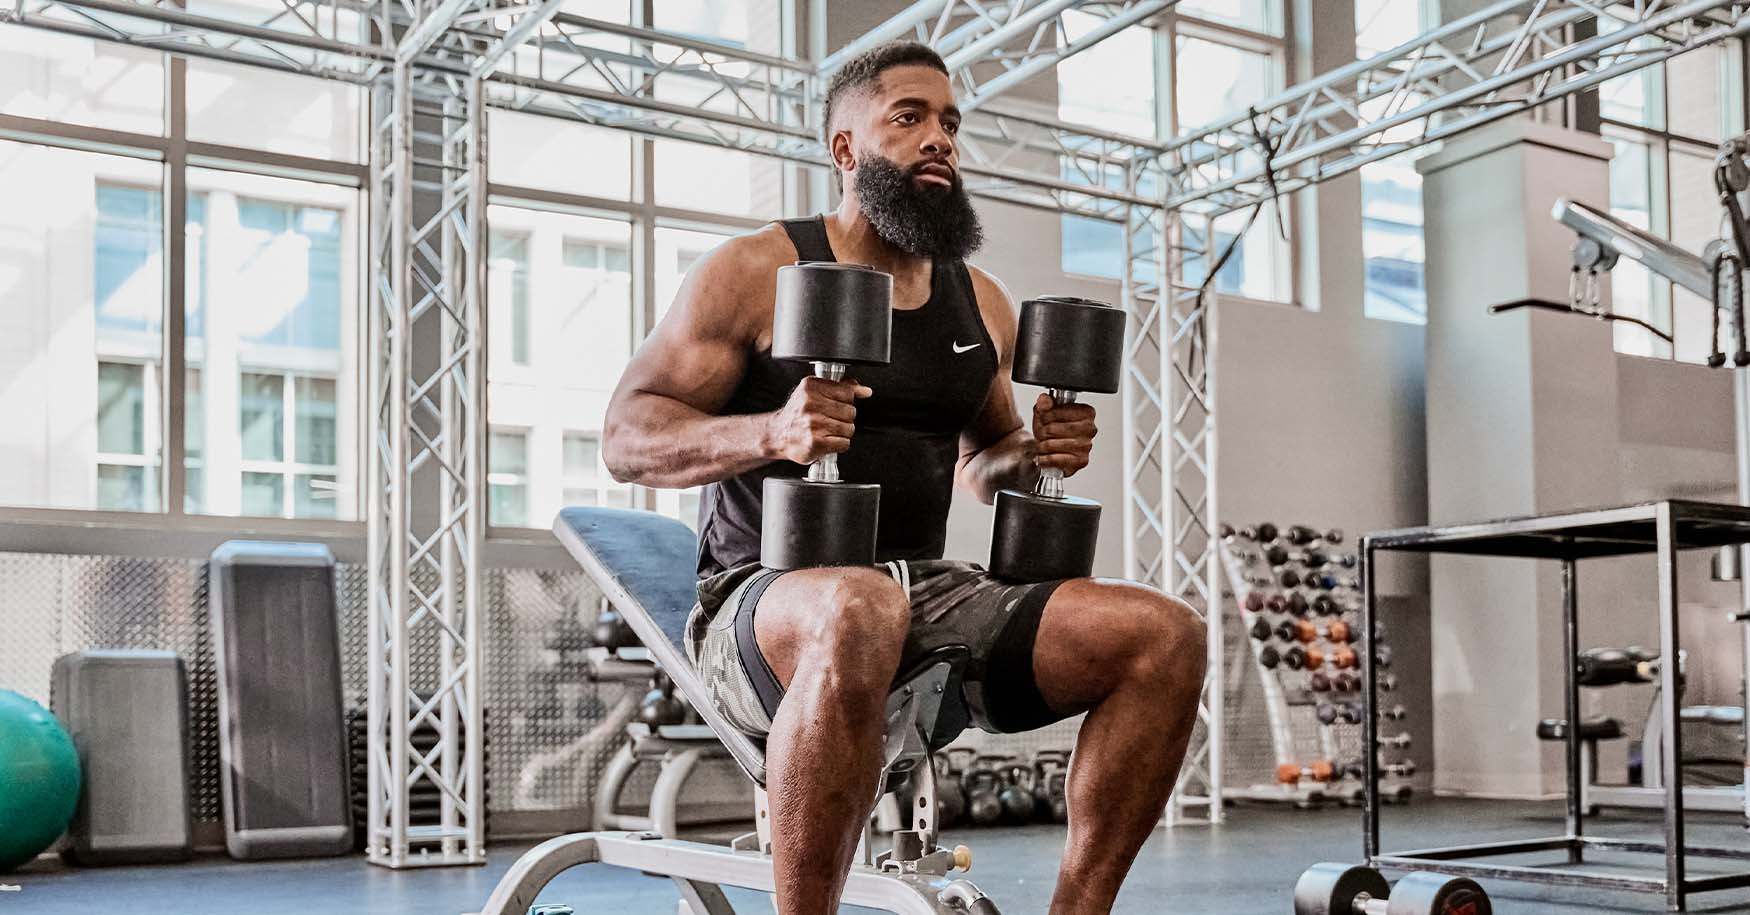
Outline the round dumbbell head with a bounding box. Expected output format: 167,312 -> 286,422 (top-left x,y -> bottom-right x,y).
1309,672 -> 1332,692
989,488 -> 1101,582
1293,863 -> 1391,915
772,262 -> 893,366
1256,522 -> 1280,543
1266,593 -> 1288,613
1243,591 -> 1265,613
1316,703 -> 1339,725
1250,617 -> 1272,642
1259,645 -> 1281,669
1385,872 -> 1491,915
1288,592 -> 1311,617
1013,296 -> 1126,393
760,477 -> 880,569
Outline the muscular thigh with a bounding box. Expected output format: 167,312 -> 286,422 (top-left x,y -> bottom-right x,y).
751,565 -> 905,687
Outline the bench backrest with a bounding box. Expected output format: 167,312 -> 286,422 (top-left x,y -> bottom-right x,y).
553,507 -> 769,785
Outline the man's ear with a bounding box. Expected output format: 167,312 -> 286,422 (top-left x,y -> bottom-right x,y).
830,130 -> 856,176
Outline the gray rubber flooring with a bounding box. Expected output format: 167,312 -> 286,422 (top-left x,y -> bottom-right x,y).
6,798 -> 1750,914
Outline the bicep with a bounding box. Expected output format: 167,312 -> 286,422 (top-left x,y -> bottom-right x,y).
611,258 -> 753,417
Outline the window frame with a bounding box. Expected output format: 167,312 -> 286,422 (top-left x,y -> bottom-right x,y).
1054,3 -> 1301,309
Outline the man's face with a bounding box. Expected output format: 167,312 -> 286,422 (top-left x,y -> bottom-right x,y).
853,64 -> 962,190
837,65 -> 983,260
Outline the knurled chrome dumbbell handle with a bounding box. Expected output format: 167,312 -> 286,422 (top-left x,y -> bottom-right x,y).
1033,388 -> 1076,500
806,361 -> 848,483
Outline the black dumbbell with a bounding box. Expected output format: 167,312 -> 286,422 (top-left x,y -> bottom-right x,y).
1316,703 -> 1340,725
1254,522 -> 1280,543
989,297 -> 1125,582
1243,591 -> 1266,613
1250,617 -> 1273,642
1341,703 -> 1365,724
1280,569 -> 1303,588
1288,592 -> 1311,617
1259,645 -> 1283,669
760,262 -> 893,570
1294,864 -> 1490,915
1312,594 -> 1340,617
1381,704 -> 1408,721
1309,672 -> 1332,692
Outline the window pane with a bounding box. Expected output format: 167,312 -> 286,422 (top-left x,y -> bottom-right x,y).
0,141 -> 163,511
1361,159 -> 1426,323
1182,202 -> 1291,302
491,430 -> 528,475
241,471 -> 284,516
295,376 -> 338,466
0,32 -> 164,135
490,232 -> 532,367
563,433 -> 601,479
1606,135 -> 1669,358
293,474 -> 338,520
96,362 -> 147,455
96,465 -> 148,512
1355,0 -> 1422,56
654,0 -> 782,54
240,373 -> 286,461
1598,35 -> 1664,130
488,110 -> 632,200
1057,11 -> 1155,137
1176,0 -> 1280,35
186,169 -> 356,519
1061,216 -> 1124,280
187,59 -> 363,161
653,141 -> 783,219
1174,37 -> 1277,134
490,483 -> 529,527
656,226 -> 733,322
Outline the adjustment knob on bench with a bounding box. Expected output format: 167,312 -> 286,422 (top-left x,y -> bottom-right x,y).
989,296 -> 1125,582
760,262 -> 893,570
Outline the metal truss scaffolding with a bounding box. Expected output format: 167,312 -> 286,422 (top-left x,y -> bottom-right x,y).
5,0 -> 1747,842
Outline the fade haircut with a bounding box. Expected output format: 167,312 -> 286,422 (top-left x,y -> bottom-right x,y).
822,41 -> 950,189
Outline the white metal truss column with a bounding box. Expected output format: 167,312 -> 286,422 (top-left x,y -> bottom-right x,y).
365,43 -> 488,867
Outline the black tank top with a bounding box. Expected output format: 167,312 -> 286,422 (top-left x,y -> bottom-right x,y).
696,217 -> 998,577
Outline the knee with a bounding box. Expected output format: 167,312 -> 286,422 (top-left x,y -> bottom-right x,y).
1127,591 -> 1207,689
805,569 -> 909,665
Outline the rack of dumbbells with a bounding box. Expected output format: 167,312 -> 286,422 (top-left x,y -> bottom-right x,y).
1217,522 -> 1415,807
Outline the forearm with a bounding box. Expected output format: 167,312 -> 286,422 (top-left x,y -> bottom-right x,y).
604,393 -> 777,489
956,429 -> 1040,504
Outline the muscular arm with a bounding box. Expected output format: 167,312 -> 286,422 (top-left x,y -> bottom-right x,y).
601,234 -> 777,489
954,268 -> 1038,504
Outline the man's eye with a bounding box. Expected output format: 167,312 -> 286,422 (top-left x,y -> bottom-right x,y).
895,112 -> 917,124
945,121 -> 960,135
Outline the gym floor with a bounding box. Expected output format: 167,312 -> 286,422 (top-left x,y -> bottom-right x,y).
9,798 -> 1750,914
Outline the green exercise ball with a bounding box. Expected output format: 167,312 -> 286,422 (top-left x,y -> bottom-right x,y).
0,690 -> 81,872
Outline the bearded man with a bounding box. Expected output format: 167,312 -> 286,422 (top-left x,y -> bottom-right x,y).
602,40 -> 1207,915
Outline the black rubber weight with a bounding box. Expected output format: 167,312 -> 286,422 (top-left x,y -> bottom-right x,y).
759,477 -> 880,569
772,262 -> 893,366
1012,296 -> 1125,394
1385,873 -> 1492,915
988,488 -> 1100,582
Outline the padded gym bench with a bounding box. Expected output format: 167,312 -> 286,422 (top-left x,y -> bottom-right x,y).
476,507 -> 1001,915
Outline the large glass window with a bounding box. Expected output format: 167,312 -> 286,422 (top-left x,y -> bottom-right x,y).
1600,40 -> 1745,361
1356,0 -> 1433,323
0,141 -> 164,512
1054,4 -> 1292,303
187,59 -> 363,162
0,32 -> 163,135
489,428 -> 531,527
183,168 -> 359,519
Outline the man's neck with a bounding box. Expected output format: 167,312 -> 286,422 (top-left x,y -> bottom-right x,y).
823,201 -> 930,278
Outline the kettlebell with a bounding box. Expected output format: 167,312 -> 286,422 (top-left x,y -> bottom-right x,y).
638,673 -> 686,727
965,759 -> 1005,827
933,752 -> 967,830
1032,750 -> 1069,823
593,606 -> 638,650
998,761 -> 1035,824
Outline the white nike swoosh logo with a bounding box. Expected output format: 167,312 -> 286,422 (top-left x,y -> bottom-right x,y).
952,341 -> 982,354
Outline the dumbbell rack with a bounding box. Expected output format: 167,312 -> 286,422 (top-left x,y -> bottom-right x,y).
1216,524 -> 1415,808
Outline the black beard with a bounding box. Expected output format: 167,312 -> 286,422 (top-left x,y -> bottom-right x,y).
851,154 -> 984,261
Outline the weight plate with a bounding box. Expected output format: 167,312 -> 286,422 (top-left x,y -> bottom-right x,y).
1294,862 -> 1391,915
1386,873 -> 1492,915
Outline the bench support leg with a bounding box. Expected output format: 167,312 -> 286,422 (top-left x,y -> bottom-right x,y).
475,832 -> 998,915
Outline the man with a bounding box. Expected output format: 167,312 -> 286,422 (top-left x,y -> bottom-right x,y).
603,41 -> 1205,915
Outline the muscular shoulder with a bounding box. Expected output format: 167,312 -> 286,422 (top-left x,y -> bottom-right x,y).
670,223 -> 800,344
964,262 -> 1019,363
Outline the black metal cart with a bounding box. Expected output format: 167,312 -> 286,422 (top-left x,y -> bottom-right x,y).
1360,499 -> 1750,912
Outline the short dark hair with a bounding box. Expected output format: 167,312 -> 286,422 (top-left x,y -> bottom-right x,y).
822,41 -> 949,186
